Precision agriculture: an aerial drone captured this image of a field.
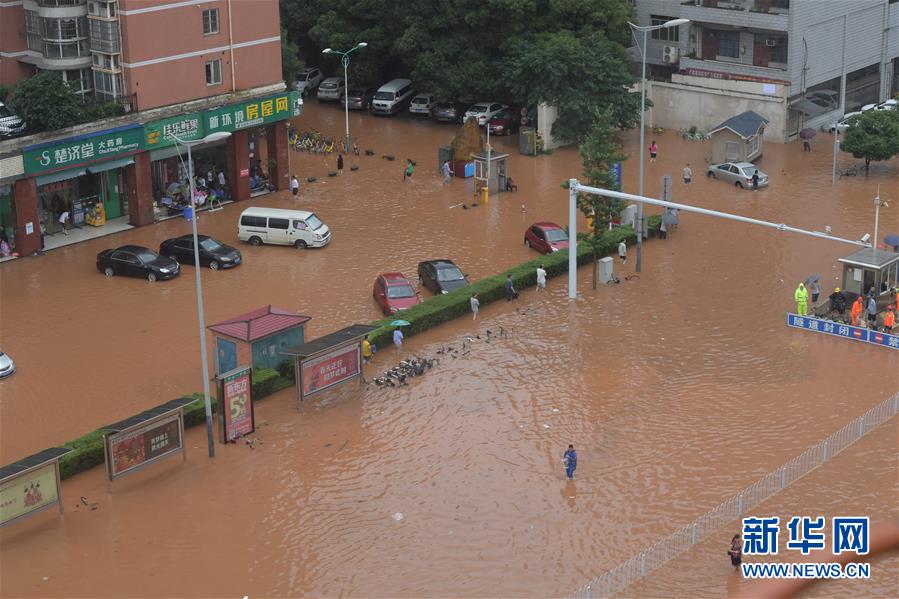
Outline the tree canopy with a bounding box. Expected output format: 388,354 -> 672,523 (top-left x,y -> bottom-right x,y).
841,110 -> 899,171
280,0 -> 639,140
7,72 -> 85,133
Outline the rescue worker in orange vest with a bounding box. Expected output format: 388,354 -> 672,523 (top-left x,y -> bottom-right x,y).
883,305 -> 896,332
850,296 -> 864,326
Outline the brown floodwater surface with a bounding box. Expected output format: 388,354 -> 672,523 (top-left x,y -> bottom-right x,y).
0,102 -> 897,597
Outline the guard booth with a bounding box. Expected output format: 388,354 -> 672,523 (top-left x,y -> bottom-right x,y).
207,306 -> 311,376
473,151 -> 509,195
282,324 -> 377,405
837,248 -> 899,308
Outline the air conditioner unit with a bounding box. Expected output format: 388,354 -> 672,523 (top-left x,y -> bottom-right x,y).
766,38 -> 777,46
663,46 -> 680,64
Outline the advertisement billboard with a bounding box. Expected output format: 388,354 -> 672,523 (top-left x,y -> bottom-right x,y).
23,124 -> 145,174
106,412 -> 184,480
300,344 -> 361,399
0,463 -> 61,527
218,366 -> 254,442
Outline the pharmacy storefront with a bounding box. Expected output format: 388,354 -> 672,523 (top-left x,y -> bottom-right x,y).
22,125 -> 144,236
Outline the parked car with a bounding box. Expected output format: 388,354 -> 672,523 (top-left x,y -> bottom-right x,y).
431,102 -> 468,123
825,111 -> 862,133
875,99 -> 898,111
371,79 -> 416,115
294,67 -> 323,96
409,93 -> 436,115
96,245 -> 180,281
342,87 -> 375,110
706,162 -> 769,189
317,77 -> 346,102
487,109 -> 521,136
524,222 -> 570,254
0,350 -> 15,379
417,259 -> 469,294
237,207 -> 331,248
464,102 -> 507,126
0,101 -> 26,138
160,234 -> 241,270
373,272 -> 422,315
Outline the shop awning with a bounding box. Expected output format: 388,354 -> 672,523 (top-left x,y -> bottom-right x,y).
36,168 -> 86,186
87,156 -> 134,174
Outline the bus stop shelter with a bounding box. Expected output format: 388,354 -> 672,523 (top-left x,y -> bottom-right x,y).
282,324 -> 377,404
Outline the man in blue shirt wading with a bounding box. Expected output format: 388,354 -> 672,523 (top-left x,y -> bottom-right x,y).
564,444 -> 577,479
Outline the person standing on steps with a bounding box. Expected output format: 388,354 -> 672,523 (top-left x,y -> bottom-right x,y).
290,175 -> 300,198
536,263 -> 547,291
649,140 -> 658,163
470,293 -> 480,320
337,154 -> 344,175
563,445 -> 577,479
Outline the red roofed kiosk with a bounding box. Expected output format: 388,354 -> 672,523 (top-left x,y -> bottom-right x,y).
207,306 -> 311,376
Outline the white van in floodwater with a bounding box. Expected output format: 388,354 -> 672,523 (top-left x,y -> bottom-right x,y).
238,207 -> 331,249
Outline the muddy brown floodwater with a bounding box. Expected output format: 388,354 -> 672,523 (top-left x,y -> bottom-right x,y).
1,101 -> 897,597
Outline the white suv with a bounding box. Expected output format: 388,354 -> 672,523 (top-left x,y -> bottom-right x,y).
317,77 -> 346,102
409,93 -> 435,115
464,102 -> 507,126
294,68 -> 323,97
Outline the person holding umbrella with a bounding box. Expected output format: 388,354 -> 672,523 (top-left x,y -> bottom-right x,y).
800,128 -> 815,152
390,320 -> 410,354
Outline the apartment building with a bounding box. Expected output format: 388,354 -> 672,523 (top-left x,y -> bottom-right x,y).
632,0 -> 899,140
0,0 -> 281,112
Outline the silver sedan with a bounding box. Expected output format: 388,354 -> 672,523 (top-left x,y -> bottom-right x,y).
706,162 -> 769,189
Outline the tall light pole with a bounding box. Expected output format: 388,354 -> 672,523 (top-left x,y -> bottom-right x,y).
322,42 -> 368,152
628,18 -> 690,273
171,130 -> 232,458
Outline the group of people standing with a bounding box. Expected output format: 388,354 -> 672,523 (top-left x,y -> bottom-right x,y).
802,281 -> 898,332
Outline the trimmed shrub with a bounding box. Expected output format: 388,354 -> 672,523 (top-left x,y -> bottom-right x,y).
277,359 -> 296,382
58,429 -> 107,479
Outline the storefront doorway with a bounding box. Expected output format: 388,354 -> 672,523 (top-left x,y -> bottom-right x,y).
36,163 -> 131,237
150,140 -> 228,219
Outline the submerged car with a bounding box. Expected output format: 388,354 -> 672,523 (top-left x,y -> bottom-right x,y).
524,222 -> 569,254
487,110 -> 521,136
159,235 -> 241,270
706,162 -> 769,189
341,87 -> 375,110
464,102 -> 507,126
373,272 -> 422,315
96,245 -> 180,281
417,260 -> 469,295
825,111 -> 862,133
431,102 -> 468,123
0,350 -> 15,378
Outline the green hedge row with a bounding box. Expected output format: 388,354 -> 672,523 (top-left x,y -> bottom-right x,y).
57,368 -> 289,479
367,218 -> 660,349
54,219 -> 660,480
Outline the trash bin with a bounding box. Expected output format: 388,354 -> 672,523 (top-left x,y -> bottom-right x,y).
520,127 -> 536,155
599,257 -> 614,284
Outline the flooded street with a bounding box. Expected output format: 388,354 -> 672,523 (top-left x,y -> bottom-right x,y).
1,101 -> 897,597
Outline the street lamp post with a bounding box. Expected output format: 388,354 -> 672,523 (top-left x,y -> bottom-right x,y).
322,42 -> 368,152
170,130 -> 232,458
628,18 -> 690,273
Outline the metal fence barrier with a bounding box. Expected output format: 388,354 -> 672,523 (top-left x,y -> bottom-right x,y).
569,392 -> 899,599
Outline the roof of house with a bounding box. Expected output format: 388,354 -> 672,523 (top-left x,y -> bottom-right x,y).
208,305 -> 311,342
709,111 -> 769,139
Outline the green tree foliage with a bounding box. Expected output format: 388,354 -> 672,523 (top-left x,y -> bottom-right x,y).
0,84 -> 10,103
281,27 -> 304,81
841,110 -> 899,171
280,0 -> 639,134
7,72 -> 84,132
574,109 -> 628,287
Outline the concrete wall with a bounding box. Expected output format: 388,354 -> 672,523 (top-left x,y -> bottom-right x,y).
649,76 -> 786,141
0,2 -> 33,87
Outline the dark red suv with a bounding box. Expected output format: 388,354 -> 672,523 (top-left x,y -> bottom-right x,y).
373,272 -> 421,315
524,222 -> 569,254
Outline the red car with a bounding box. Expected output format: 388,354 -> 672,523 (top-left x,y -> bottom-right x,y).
487,109 -> 521,136
373,272 -> 422,315
524,222 -> 569,254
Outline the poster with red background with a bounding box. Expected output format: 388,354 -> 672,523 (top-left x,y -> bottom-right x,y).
301,345 -> 360,398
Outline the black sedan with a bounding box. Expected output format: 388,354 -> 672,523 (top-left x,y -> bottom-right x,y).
341,87 -> 375,110
96,245 -> 180,282
160,234 -> 241,270
417,259 -> 469,295
431,102 -> 468,123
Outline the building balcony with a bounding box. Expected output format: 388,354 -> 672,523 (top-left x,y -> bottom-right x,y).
681,0 -> 789,31
89,37 -> 119,54
679,55 -> 790,84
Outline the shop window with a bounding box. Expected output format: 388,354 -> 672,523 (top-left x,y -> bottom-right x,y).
202,9 -> 219,35
650,16 -> 679,42
205,59 -> 222,86
845,63 -> 880,112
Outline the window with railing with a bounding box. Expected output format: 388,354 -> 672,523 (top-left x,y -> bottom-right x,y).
89,18 -> 120,52
42,39 -> 90,59
38,0 -> 85,7
650,16 -> 680,42
42,17 -> 88,41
